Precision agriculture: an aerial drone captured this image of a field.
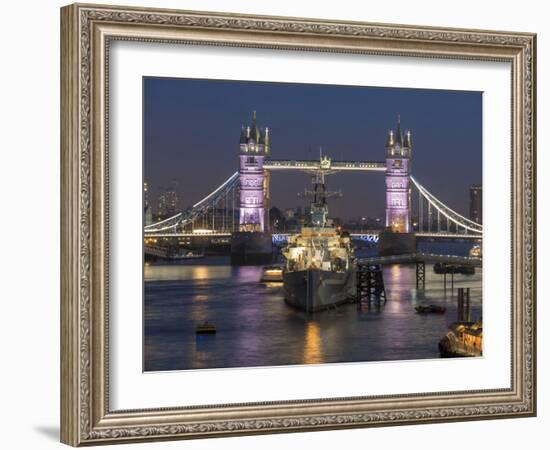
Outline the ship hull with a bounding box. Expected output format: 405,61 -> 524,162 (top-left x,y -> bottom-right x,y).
283,268 -> 356,312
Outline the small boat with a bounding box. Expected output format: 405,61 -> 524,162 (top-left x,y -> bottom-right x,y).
172,250 -> 205,260
415,305 -> 446,314
195,322 -> 216,334
469,244 -> 482,258
260,265 -> 284,282
439,321 -> 483,357
433,262 -> 475,275
144,245 -> 205,261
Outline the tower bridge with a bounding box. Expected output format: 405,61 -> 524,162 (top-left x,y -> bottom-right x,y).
144,112 -> 482,260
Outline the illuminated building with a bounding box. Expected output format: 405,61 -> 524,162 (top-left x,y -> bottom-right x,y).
469,184 -> 482,224
284,208 -> 295,219
157,180 -> 179,218
143,181 -> 152,226
385,116 -> 412,233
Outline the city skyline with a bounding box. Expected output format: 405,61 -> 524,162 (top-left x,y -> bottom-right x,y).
144,77 -> 482,222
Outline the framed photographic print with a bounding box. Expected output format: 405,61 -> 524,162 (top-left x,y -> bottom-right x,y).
60,3 -> 536,446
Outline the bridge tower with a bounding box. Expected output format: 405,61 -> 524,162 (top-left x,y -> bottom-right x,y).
379,116 -> 416,256
231,111 -> 273,264
238,111 -> 270,232
385,115 -> 412,233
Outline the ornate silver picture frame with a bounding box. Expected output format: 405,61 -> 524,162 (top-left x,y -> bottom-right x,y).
60,3 -> 536,446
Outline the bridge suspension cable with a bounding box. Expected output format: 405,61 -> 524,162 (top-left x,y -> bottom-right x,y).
143,212 -> 183,233
192,171 -> 239,210
144,171 -> 240,234
410,175 -> 482,235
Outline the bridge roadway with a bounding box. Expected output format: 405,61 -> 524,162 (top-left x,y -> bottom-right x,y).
144,231 -> 481,241
144,232 -> 380,242
415,232 -> 481,240
145,232 -> 231,238
358,252 -> 482,267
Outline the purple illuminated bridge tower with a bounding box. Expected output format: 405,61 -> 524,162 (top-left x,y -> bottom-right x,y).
238,111 -> 270,232
231,112 -> 273,264
379,116 -> 417,255
385,115 -> 412,233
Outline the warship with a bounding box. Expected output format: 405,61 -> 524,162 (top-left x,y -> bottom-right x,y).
281,156 -> 356,312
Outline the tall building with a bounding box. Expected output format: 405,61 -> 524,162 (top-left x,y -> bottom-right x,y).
144,181 -> 150,209
157,180 -> 179,218
157,193 -> 167,217
164,181 -> 179,216
385,116 -> 412,233
143,181 -> 152,226
469,184 -> 482,224
238,111 -> 270,232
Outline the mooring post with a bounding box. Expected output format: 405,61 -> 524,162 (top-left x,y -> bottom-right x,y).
375,266 -> 387,304
365,267 -> 372,309
415,261 -> 425,290
357,265 -> 362,311
451,271 -> 454,296
465,287 -> 471,322
457,287 -> 464,321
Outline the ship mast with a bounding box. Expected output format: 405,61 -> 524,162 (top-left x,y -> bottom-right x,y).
301,150 -> 342,228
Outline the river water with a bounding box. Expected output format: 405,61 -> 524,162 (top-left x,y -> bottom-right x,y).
144,242 -> 481,372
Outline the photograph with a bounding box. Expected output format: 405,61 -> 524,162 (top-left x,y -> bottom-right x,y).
142,78 -> 484,372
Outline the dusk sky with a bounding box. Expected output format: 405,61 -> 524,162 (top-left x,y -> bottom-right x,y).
144,77 -> 482,221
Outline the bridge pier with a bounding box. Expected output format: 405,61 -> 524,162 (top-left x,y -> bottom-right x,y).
378,229 -> 417,256
230,231 -> 273,265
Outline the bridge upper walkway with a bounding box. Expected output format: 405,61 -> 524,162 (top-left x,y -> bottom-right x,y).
264,160 -> 385,171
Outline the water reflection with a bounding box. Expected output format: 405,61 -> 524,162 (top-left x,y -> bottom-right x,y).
144,261 -> 232,281
144,252 -> 482,371
303,321 -> 323,364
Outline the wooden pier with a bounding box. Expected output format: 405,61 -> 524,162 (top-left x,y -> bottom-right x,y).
356,263 -> 387,307
358,252 -> 481,294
